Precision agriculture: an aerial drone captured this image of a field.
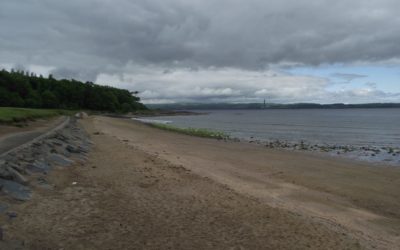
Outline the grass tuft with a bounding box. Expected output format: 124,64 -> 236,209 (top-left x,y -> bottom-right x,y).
0,107 -> 73,124
150,123 -> 230,140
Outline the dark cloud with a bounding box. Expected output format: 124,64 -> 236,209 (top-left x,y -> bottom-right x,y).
1,0 -> 400,75
0,0 -> 399,103
51,68 -> 100,82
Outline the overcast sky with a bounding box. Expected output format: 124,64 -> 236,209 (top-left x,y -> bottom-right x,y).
1,0 -> 399,104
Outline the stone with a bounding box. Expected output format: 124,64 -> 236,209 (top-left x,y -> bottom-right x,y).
26,161 -> 51,173
75,112 -> 88,119
7,163 -> 27,175
0,118 -> 90,202
7,167 -> 28,185
47,153 -> 74,167
66,145 -> 82,154
71,154 -> 88,163
6,212 -> 17,219
0,179 -> 32,201
0,164 -> 13,180
36,177 -> 53,190
0,203 -> 9,213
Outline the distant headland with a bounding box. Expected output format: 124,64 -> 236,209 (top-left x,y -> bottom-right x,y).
147,102 -> 400,110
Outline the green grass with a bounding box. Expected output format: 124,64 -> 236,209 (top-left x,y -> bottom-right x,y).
0,107 -> 73,124
150,123 -> 230,140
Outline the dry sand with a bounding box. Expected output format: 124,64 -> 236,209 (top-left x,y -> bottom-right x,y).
2,116 -> 400,249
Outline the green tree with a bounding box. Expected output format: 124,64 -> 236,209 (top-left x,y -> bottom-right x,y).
41,90 -> 59,108
0,69 -> 147,112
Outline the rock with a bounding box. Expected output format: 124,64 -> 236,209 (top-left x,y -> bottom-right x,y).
7,163 -> 28,175
0,179 -> 32,201
47,153 -> 74,167
36,177 -> 53,190
0,164 -> 13,180
26,161 -> 51,173
66,145 -> 82,154
71,154 -> 88,163
7,167 -> 28,185
0,203 -> 9,213
6,211 -> 17,219
75,112 -> 88,119
0,118 -> 90,202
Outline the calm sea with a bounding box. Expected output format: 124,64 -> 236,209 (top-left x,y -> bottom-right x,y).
147,109 -> 400,164
150,109 -> 399,147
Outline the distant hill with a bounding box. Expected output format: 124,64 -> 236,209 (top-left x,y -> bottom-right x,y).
147,102 -> 400,110
0,69 -> 147,112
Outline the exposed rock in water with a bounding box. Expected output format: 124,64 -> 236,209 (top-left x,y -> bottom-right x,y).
252,137 -> 400,165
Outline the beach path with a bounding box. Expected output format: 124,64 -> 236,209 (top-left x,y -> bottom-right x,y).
0,116 -> 67,155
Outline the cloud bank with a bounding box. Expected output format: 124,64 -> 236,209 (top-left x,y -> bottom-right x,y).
97,65 -> 400,104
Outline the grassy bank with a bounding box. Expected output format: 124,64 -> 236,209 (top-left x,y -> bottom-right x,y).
150,123 -> 229,140
0,107 -> 72,124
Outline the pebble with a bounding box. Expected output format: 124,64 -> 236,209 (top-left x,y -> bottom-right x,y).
6,212 -> 17,219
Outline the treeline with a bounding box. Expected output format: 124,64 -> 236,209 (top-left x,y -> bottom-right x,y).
148,102 -> 400,110
0,69 -> 147,112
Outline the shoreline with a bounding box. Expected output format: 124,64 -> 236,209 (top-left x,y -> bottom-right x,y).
1,115 -> 399,249
135,118 -> 400,167
241,137 -> 400,167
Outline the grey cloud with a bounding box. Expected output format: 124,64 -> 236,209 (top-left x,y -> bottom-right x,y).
1,0 -> 400,78
51,68 -> 100,82
1,0 -> 399,104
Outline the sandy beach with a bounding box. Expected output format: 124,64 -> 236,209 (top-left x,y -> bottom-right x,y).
2,116 -> 400,249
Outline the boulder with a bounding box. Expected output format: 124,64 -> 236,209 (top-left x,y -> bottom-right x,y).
0,179 -> 32,201
75,112 -> 88,119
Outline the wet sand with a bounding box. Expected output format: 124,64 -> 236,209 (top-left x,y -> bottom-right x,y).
2,116 -> 400,249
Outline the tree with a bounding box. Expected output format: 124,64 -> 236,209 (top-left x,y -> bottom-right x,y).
0,69 -> 147,112
41,90 -> 59,108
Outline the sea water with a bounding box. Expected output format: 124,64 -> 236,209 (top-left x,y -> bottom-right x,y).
147,109 -> 400,165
